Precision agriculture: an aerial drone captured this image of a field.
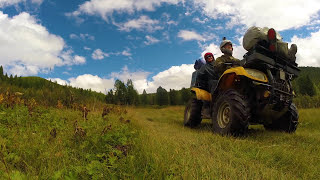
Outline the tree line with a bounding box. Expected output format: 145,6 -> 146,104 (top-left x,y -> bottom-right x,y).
105,79 -> 193,106
290,67 -> 320,108
292,67 -> 320,97
1,65 -> 320,109
0,66 -> 105,109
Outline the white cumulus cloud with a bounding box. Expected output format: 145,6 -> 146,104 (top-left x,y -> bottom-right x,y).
69,0 -> 182,21
193,0 -> 320,30
92,49 -> 109,60
114,16 -> 163,32
8,64 -> 40,76
70,33 -> 95,41
59,50 -> 86,66
109,65 -> 194,93
121,49 -> 132,56
290,30 -> 320,67
0,12 -> 84,76
48,75 -> 115,94
144,35 -> 160,45
0,0 -> 43,7
143,64 -> 194,93
178,30 -> 205,41
192,17 -> 207,24
74,55 -> 86,64
68,74 -> 114,93
48,64 -> 196,94
110,66 -> 150,89
48,78 -> 69,86
201,43 -> 222,59
0,12 -> 63,67
91,48 -> 132,60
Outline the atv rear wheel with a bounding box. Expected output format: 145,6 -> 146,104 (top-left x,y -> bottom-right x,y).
212,89 -> 250,136
184,98 -> 203,127
264,103 -> 299,133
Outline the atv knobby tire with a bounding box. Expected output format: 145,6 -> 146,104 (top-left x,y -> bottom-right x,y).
264,103 -> 299,133
212,89 -> 250,136
184,98 -> 203,127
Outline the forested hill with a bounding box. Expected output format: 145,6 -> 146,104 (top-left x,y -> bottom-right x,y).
292,66 -> 320,96
1,65 -> 320,108
0,72 -> 105,109
297,67 -> 320,85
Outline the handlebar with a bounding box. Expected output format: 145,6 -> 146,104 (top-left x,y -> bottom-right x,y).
224,61 -> 241,67
224,62 -> 233,66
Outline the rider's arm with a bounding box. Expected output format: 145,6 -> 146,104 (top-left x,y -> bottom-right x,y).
190,71 -> 197,87
195,65 -> 208,90
213,57 -> 225,76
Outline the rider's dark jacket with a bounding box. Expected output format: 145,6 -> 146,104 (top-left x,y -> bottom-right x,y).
214,54 -> 240,77
195,61 -> 219,92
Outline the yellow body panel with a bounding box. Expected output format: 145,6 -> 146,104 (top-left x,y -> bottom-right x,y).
191,67 -> 267,102
222,67 -> 268,83
191,87 -> 212,101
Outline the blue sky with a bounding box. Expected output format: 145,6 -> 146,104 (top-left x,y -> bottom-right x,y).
0,0 -> 320,93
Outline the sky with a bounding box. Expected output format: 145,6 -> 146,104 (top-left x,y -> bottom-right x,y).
0,0 -> 320,94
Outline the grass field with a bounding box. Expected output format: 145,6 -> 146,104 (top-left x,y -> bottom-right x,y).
128,106 -> 320,179
0,105 -> 136,179
0,105 -> 319,179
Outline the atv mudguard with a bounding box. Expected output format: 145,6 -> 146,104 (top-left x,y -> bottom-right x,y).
215,66 -> 268,91
222,66 -> 268,83
191,87 -> 212,102
191,66 -> 268,102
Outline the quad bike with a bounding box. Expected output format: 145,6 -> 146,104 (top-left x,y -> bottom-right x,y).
184,28 -> 300,135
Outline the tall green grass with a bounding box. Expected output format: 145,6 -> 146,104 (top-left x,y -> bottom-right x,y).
128,107 -> 320,179
0,105 -> 136,179
0,105 -> 319,179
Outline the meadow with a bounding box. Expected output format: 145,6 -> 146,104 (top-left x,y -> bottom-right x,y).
129,106 -> 320,179
0,105 -> 319,179
0,105 -> 136,179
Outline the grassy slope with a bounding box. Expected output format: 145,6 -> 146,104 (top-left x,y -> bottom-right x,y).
128,106 -> 320,179
0,106 -> 136,179
298,67 -> 320,85
0,105 -> 319,179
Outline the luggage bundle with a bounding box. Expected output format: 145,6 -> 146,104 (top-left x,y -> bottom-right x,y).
243,26 -> 297,62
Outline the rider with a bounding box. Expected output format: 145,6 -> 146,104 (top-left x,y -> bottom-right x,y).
214,37 -> 241,76
195,52 -> 218,118
190,59 -> 205,87
195,52 -> 219,93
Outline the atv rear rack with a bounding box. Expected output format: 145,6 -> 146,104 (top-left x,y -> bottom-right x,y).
244,51 -> 300,77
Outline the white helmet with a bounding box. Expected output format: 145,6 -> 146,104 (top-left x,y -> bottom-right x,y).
220,37 -> 233,55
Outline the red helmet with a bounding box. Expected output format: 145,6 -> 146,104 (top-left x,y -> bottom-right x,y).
204,52 -> 214,61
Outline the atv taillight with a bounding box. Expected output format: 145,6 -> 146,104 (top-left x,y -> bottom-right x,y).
268,28 -> 277,52
267,28 -> 276,41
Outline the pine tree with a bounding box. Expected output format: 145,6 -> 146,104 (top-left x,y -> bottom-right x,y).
169,89 -> 179,105
9,74 -> 14,85
0,66 -> 3,82
180,87 -> 192,104
0,65 -> 3,77
156,86 -> 169,106
114,79 -> 127,105
126,79 -> 139,105
5,73 -> 8,81
298,75 -> 316,96
141,89 -> 148,105
106,89 -> 115,104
